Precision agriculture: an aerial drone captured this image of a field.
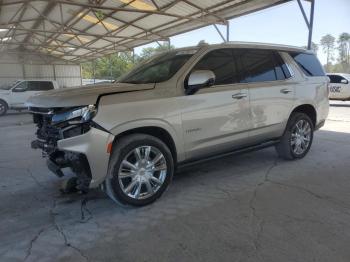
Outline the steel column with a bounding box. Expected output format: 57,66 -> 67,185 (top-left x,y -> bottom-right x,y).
226,21 -> 230,42
307,0 -> 315,50
213,24 -> 227,42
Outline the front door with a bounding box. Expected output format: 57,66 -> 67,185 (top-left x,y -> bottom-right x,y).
180,48 -> 252,160
10,81 -> 31,107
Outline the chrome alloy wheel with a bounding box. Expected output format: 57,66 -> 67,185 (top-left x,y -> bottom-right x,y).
118,146 -> 167,200
290,119 -> 311,155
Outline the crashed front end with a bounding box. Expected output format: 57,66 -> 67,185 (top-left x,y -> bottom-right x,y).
30,105 -> 114,192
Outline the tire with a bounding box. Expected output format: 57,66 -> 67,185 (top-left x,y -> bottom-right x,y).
105,134 -> 174,206
0,100 -> 8,116
275,112 -> 314,160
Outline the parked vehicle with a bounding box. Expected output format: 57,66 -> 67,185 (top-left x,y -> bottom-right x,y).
0,79 -> 60,116
28,42 -> 329,206
327,73 -> 350,100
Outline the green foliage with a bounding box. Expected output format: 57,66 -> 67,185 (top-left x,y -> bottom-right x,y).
82,43 -> 174,80
320,34 -> 336,71
136,43 -> 174,63
320,32 -> 350,73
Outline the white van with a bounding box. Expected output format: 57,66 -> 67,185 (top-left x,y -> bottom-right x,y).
327,73 -> 350,100
0,79 -> 60,115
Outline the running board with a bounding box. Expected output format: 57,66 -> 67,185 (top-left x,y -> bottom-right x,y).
177,140 -> 279,170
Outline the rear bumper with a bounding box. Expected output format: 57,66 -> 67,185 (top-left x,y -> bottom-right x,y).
57,127 -> 115,188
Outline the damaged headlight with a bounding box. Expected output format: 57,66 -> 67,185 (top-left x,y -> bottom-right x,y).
52,105 -> 97,124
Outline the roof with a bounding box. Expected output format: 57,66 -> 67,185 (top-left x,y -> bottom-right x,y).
0,0 -> 292,63
213,41 -> 308,52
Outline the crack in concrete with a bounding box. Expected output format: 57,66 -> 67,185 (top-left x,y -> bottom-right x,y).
266,179 -> 350,216
27,168 -> 48,190
49,199 -> 90,261
248,159 -> 278,252
24,228 -> 46,261
80,198 -> 93,223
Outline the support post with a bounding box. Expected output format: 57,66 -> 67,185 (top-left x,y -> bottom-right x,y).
297,0 -> 315,50
213,24 -> 227,42
307,0 -> 315,50
226,21 -> 230,42
93,60 -> 96,84
109,55 -> 112,81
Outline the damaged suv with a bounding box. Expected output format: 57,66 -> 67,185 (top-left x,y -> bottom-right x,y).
28,42 -> 329,206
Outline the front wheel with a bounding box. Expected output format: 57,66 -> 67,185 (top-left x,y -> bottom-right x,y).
0,100 -> 8,116
275,113 -> 314,160
105,134 -> 174,206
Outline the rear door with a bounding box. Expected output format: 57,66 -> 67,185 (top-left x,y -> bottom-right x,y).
236,49 -> 295,142
181,48 -> 252,160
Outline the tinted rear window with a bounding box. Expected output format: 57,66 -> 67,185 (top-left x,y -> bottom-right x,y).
235,49 -> 291,83
290,52 -> 324,76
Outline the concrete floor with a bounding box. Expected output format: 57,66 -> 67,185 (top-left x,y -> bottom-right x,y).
1,102 -> 350,262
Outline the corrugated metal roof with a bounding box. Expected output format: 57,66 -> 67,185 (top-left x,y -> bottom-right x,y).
0,0 -> 292,62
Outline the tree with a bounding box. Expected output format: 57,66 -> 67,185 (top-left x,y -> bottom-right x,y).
320,34 -> 335,70
136,43 -> 174,62
338,32 -> 350,64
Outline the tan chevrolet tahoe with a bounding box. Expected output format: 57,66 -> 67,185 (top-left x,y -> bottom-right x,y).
28,42 -> 329,206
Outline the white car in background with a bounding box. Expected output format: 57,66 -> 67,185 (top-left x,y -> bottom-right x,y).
0,79 -> 60,116
327,73 -> 350,101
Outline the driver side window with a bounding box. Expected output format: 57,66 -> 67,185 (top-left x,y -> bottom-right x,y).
13,81 -> 27,92
191,49 -> 237,85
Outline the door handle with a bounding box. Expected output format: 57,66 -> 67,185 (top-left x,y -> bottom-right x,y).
280,88 -> 292,94
232,93 -> 247,99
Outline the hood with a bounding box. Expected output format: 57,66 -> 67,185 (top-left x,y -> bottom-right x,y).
26,83 -> 155,108
0,89 -> 10,95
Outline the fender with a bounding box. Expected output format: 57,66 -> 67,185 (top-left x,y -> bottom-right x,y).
109,118 -> 186,162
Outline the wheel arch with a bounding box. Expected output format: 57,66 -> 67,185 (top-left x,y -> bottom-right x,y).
290,104 -> 317,127
0,98 -> 9,108
111,125 -> 179,164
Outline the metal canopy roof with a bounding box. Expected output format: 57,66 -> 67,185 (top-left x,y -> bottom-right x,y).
0,0 -> 293,62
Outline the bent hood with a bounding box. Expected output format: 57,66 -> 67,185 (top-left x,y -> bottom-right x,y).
26,83 -> 155,108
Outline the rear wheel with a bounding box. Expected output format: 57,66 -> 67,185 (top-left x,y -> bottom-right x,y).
275,112 -> 314,160
106,134 -> 174,206
0,100 -> 8,116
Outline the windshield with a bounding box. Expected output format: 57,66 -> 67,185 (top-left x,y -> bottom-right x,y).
118,49 -> 197,84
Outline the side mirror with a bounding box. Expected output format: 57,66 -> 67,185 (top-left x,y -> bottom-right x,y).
341,79 -> 348,84
186,70 -> 215,95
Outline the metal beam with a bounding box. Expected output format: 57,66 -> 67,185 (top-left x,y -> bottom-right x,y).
307,0 -> 315,50
213,24 -> 227,42
296,0 -> 310,28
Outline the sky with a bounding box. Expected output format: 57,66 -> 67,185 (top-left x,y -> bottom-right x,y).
135,0 -> 350,65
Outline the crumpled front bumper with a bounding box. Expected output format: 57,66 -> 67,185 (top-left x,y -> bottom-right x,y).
57,127 -> 115,188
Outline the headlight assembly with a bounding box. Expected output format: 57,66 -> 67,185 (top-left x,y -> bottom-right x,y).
52,105 -> 97,124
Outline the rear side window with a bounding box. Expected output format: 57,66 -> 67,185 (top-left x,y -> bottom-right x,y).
290,52 -> 324,76
234,49 -> 290,83
192,49 -> 237,85
27,81 -> 54,91
40,81 -> 54,91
